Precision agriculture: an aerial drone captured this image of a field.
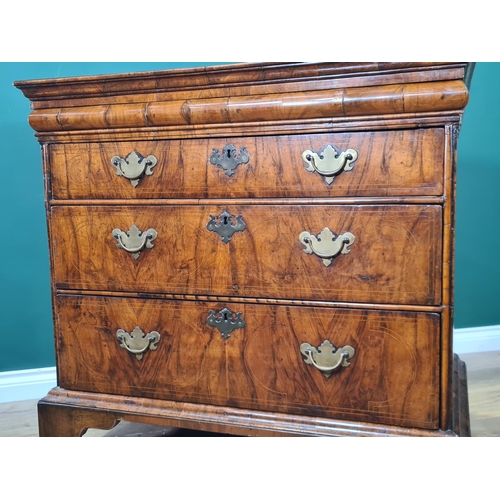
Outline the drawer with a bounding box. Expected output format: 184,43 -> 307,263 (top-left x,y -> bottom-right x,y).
54,295 -> 440,429
49,128 -> 444,200
51,204 -> 442,305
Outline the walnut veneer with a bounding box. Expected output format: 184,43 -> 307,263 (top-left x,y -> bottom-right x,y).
15,62 -> 471,437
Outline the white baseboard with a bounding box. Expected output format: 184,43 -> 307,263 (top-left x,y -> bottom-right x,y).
0,367 -> 56,404
453,324 -> 500,354
0,325 -> 498,404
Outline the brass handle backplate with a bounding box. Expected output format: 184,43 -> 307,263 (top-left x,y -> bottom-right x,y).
112,224 -> 158,260
302,144 -> 358,185
206,307 -> 245,339
206,210 -> 246,243
299,227 -> 355,266
111,151 -> 158,187
116,326 -> 160,360
300,340 -> 355,378
209,143 -> 250,176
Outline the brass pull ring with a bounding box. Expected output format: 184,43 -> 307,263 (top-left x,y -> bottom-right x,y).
300,340 -> 355,378
299,227 -> 355,266
111,151 -> 158,187
116,326 -> 161,360
112,224 -> 158,260
302,145 -> 358,185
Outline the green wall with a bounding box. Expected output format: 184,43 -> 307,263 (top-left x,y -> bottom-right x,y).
0,62 -> 498,373
455,63 -> 500,328
0,63 -> 224,373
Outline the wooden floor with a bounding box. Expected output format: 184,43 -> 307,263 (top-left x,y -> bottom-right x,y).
1,350 -> 499,437
459,350 -> 500,437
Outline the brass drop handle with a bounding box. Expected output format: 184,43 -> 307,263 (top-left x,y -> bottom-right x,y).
300,340 -> 355,378
302,144 -> 358,185
116,326 -> 161,360
209,143 -> 250,176
112,224 -> 158,260
111,151 -> 158,187
299,227 -> 355,267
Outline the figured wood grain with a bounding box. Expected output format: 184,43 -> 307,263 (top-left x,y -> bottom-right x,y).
38,402 -> 119,437
55,289 -> 445,313
54,294 -> 440,429
35,114 -> 463,144
49,128 -> 444,200
14,62 -> 471,437
451,354 -> 471,436
25,81 -> 469,133
37,390 -> 453,437
440,124 -> 457,428
50,204 -> 443,305
10,345 -> 491,437
15,62 -> 466,107
49,197 -> 445,206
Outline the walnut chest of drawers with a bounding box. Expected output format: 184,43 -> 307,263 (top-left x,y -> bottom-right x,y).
15,62 -> 471,437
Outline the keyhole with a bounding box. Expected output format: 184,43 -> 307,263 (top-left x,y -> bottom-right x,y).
223,312 -> 229,321
223,215 -> 229,225
226,149 -> 232,159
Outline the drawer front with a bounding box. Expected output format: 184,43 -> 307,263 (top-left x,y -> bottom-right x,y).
49,129 -> 444,200
51,204 -> 442,305
54,295 -> 440,429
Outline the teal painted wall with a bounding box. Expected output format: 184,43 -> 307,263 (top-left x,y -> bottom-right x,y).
455,63 -> 500,328
0,63 -> 225,373
0,62 -> 498,373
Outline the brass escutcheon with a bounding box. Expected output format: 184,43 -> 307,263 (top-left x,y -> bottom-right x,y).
299,227 -> 355,266
206,210 -> 246,243
116,326 -> 161,360
206,307 -> 245,339
112,224 -> 158,260
300,340 -> 355,378
111,151 -> 158,187
302,144 -> 358,185
209,143 -> 250,176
